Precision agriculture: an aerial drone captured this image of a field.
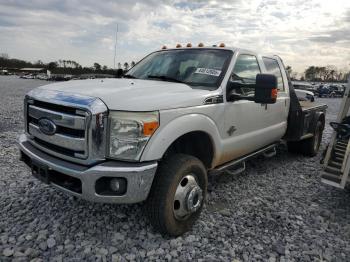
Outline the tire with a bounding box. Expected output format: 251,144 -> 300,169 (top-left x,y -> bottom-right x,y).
300,121 -> 323,156
287,140 -> 302,154
145,154 -> 207,236
287,121 -> 323,156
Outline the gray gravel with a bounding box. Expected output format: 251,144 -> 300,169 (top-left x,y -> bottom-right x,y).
1,75 -> 350,261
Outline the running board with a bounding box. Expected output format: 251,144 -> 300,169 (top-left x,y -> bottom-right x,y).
210,143 -> 279,175
225,161 -> 246,175
263,147 -> 277,158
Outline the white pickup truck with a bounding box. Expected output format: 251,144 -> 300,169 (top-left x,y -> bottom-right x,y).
19,45 -> 327,236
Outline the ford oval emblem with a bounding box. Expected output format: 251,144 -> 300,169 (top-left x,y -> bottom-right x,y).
38,118 -> 57,136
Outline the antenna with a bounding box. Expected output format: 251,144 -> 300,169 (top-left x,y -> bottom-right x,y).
113,24 -> 118,69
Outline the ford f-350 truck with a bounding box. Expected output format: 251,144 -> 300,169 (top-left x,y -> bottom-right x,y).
19,45 -> 327,236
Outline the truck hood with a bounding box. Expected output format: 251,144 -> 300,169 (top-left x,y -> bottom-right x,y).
37,79 -> 215,111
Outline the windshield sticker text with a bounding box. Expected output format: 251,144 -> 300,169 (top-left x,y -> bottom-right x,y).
195,68 -> 222,77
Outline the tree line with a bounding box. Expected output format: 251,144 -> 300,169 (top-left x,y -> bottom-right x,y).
1,53 -> 349,82
0,53 -> 136,75
286,65 -> 349,82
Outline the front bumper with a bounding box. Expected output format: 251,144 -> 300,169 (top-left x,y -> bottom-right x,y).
18,134 -> 157,204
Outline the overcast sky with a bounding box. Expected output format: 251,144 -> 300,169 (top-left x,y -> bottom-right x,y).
0,0 -> 349,73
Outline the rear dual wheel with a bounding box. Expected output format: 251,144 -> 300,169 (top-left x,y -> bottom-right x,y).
145,154 -> 207,236
287,121 -> 323,156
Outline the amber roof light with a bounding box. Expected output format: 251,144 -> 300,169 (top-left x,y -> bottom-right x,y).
219,43 -> 226,47
198,43 -> 204,47
186,43 -> 192,47
176,44 -> 182,48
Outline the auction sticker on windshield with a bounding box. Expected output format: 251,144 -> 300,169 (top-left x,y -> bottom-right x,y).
195,68 -> 221,76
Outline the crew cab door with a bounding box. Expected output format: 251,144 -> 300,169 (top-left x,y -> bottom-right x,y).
261,56 -> 290,135
221,53 -> 286,164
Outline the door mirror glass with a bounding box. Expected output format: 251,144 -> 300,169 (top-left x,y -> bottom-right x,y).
254,74 -> 278,104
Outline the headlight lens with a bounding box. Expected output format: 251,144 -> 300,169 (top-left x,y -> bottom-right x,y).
108,111 -> 159,160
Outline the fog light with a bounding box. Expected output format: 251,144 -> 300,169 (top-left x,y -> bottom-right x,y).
95,177 -> 127,196
110,178 -> 121,192
109,178 -> 127,194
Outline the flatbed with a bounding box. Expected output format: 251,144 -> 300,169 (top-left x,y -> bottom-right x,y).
285,85 -> 327,143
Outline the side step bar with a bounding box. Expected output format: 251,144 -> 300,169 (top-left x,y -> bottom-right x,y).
210,143 -> 279,176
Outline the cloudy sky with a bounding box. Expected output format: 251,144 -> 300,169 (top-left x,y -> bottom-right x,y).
0,0 -> 349,73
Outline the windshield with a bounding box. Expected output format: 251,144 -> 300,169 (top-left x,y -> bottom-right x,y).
126,49 -> 233,90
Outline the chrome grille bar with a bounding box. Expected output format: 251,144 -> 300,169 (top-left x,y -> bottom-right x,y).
28,105 -> 86,130
25,89 -> 108,165
29,123 -> 85,151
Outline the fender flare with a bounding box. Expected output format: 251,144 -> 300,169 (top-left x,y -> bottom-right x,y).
140,114 -> 222,165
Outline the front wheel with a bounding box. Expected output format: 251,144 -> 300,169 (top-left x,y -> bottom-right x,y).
145,154 -> 207,236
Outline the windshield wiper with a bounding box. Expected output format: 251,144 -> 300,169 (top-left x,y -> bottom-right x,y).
147,75 -> 185,84
123,74 -> 138,79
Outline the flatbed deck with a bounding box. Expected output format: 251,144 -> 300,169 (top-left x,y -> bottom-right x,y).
299,100 -> 328,111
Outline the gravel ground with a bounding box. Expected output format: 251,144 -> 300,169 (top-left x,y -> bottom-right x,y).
1,75 -> 350,261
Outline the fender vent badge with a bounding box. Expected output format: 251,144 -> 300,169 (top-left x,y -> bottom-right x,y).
203,95 -> 223,105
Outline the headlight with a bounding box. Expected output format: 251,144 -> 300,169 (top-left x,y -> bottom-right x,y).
108,111 -> 159,161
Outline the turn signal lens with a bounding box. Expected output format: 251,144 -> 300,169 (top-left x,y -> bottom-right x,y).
271,88 -> 278,99
176,44 -> 182,48
143,121 -> 159,136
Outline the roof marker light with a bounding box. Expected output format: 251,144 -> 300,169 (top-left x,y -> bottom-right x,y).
161,45 -> 167,49
219,43 -> 226,47
186,43 -> 192,47
176,44 -> 182,48
198,43 -> 204,47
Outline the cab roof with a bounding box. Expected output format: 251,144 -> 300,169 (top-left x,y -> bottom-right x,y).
158,46 -> 279,60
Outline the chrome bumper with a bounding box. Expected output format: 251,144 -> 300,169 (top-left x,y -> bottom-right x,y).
18,134 -> 157,204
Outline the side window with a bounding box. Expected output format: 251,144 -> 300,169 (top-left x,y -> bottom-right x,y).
231,54 -> 261,95
262,57 -> 285,91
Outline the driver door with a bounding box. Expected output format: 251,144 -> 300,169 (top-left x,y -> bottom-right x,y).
222,53 -> 278,163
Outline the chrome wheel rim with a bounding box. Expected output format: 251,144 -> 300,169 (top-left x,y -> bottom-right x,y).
173,174 -> 203,220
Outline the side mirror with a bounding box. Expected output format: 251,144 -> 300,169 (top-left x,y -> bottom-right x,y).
254,74 -> 278,104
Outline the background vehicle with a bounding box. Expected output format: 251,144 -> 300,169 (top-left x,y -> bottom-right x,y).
316,84 -> 344,98
19,45 -> 327,236
294,89 -> 315,102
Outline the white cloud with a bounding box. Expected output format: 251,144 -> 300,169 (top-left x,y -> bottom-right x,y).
0,0 -> 349,73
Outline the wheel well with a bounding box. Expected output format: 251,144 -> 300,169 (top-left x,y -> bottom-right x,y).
164,131 -> 214,168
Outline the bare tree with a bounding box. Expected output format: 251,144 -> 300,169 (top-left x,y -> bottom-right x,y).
0,53 -> 9,59
124,62 -> 129,71
93,62 -> 101,71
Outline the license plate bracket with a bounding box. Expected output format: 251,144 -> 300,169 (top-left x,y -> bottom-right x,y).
31,160 -> 50,184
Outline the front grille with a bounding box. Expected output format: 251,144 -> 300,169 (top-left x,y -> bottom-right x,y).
26,100 -> 89,160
